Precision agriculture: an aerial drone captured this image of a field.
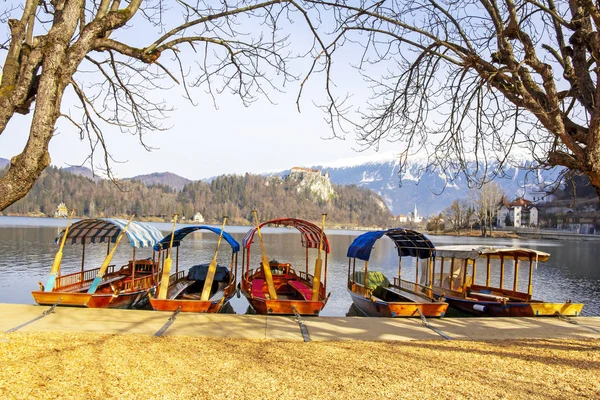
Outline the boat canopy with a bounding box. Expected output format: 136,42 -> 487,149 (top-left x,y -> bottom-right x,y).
434,245 -> 550,262
154,226 -> 240,253
242,218 -> 330,252
55,218 -> 163,249
346,228 -> 434,261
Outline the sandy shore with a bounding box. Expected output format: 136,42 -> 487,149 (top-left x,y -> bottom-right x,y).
1,332 -> 598,399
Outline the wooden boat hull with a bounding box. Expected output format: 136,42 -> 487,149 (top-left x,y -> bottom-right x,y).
440,295 -> 584,317
348,288 -> 447,318
31,287 -> 153,309
241,291 -> 327,315
240,268 -> 328,315
149,296 -> 233,313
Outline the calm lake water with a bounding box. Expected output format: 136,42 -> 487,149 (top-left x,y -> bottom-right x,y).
0,216 -> 598,316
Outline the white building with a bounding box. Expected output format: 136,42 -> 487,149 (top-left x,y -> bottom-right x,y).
497,198 -> 538,228
193,212 -> 205,223
407,205 -> 423,223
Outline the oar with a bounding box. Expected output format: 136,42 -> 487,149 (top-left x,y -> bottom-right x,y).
311,214 -> 327,301
252,210 -> 277,300
87,214 -> 134,294
200,216 -> 228,301
157,214 -> 178,300
45,209 -> 75,291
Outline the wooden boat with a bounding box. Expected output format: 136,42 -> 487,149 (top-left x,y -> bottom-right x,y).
31,218 -> 163,308
346,228 -> 448,317
430,245 -> 584,317
149,225 -> 240,313
240,217 -> 330,315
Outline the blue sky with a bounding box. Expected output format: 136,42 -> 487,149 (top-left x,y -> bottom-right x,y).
0,4 -> 402,180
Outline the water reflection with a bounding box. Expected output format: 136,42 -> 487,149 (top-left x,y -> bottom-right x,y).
0,217 -> 598,316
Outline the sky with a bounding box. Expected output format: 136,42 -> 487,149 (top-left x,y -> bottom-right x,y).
0,3 -> 404,181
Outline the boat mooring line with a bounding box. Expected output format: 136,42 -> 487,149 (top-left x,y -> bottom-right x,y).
416,309 -> 452,340
5,298 -> 62,334
556,312 -> 600,334
292,306 -> 311,342
154,307 -> 182,337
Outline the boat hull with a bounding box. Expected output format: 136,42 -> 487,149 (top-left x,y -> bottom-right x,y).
348,289 -> 447,317
440,295 -> 584,317
31,288 -> 152,309
149,296 -> 233,313
241,291 -> 326,315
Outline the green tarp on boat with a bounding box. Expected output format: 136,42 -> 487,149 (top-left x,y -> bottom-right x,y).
353,271 -> 390,290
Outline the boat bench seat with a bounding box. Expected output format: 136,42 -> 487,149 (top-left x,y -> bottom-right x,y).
70,275 -> 125,293
288,280 -> 312,300
251,279 -> 267,299
469,291 -> 510,302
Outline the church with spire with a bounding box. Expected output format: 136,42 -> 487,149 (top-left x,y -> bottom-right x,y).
407,204 -> 423,223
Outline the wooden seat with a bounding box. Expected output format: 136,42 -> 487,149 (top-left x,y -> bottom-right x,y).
288,280 -> 312,300
251,279 -> 266,299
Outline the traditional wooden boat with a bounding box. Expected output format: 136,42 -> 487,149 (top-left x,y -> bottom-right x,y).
431,245 -> 584,317
346,228 -> 447,317
31,218 -> 163,308
149,225 -> 240,313
240,216 -> 330,315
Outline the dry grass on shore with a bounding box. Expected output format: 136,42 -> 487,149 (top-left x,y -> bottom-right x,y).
1,333 -> 598,400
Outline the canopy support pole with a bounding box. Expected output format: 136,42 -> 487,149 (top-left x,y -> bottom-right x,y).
472,259 -> 477,286
462,259 -> 468,290
439,258 -> 445,287
398,256 -> 402,281
513,255 -> 519,294
527,255 -> 534,296
415,257 -> 419,286
132,248 -> 136,286
499,255 -> 505,290
486,255 -> 491,287
364,261 -> 369,297
324,251 -> 328,292
80,242 -> 86,283
176,246 -> 179,275
449,258 -> 455,290
305,247 -> 309,274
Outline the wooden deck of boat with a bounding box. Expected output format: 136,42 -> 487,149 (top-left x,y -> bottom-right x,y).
1,303 -> 598,341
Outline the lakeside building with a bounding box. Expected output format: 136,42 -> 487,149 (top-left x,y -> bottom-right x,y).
497,197 -> 539,228
407,205 -> 423,223
193,212 -> 205,223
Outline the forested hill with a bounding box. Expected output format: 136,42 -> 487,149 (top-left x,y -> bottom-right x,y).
1,166 -> 391,227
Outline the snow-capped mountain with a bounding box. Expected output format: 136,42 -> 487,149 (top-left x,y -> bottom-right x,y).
275,152 -> 559,216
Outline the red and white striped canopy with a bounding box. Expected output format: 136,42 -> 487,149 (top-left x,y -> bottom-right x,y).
242,218 -> 330,253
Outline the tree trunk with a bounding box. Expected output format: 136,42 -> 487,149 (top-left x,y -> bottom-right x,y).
0,42 -> 69,211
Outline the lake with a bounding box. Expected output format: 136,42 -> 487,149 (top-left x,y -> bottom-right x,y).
0,216 -> 598,316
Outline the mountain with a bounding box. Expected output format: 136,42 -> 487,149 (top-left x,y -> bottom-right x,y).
0,157 -> 9,168
63,165 -> 97,180
127,172 -> 191,191
272,152 -> 560,217
5,166 -> 391,226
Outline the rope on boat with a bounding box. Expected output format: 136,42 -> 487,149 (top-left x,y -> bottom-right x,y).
292,306 -> 311,342
4,298 -> 62,334
415,308 -> 452,340
154,306 -> 182,337
556,312 -> 600,334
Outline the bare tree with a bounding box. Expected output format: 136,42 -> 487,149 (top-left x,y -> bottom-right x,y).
0,0 -> 328,211
305,0 -> 600,198
443,199 -> 471,232
470,182 -> 504,237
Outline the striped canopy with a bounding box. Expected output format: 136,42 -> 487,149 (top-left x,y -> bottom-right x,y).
154,226 -> 240,252
347,228 -> 435,261
242,218 -> 330,252
55,218 -> 163,249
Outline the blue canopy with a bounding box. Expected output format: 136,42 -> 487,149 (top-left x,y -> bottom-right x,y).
154,225 -> 240,253
55,218 -> 163,249
347,228 -> 435,261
